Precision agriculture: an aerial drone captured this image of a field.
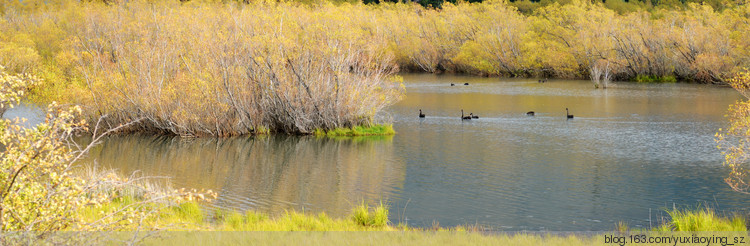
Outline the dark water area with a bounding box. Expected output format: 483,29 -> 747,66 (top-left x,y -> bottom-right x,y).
9,74 -> 748,231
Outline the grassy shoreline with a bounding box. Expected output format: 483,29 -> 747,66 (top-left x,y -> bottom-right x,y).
78,199 -> 403,231
70,198 -> 750,245
313,124 -> 396,137
79,195 -> 749,233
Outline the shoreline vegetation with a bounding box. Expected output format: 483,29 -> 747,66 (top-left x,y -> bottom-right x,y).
128,200 -> 750,233
75,196 -> 750,245
1,0 -> 749,136
313,124 -> 396,137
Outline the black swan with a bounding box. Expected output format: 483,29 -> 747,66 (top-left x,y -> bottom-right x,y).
471,113 -> 479,119
527,111 -> 535,116
566,108 -> 574,119
451,83 -> 455,86
461,110 -> 472,120
464,83 -> 469,85
419,109 -> 425,118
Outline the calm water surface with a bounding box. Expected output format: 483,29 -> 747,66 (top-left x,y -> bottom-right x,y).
29,74 -> 747,231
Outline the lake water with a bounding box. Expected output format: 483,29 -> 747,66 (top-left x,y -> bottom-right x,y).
10,74 -> 747,231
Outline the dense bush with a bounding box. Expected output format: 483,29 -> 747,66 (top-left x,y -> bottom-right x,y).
4,1 -> 405,136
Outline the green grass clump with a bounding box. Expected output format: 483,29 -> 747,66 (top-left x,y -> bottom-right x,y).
78,199 -> 397,231
215,210 -> 272,231
212,203 -> 391,231
352,202 -> 389,227
214,209 -> 391,231
77,197 -> 208,230
253,126 -> 270,135
654,207 -> 746,232
170,202 -> 205,224
77,196 -> 136,223
313,124 -> 395,137
634,75 -> 677,83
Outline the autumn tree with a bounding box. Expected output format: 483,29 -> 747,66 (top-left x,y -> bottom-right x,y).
717,70 -> 750,193
0,67 -> 35,117
0,68 -> 213,244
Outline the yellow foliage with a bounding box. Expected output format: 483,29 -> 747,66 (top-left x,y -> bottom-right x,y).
0,66 -> 36,116
0,78 -> 217,242
55,0 -> 405,136
0,39 -> 41,74
2,0 -> 749,137
717,69 -> 750,194
0,97 -> 96,233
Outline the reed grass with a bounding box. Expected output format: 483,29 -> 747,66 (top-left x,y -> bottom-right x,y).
653,207 -> 746,232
